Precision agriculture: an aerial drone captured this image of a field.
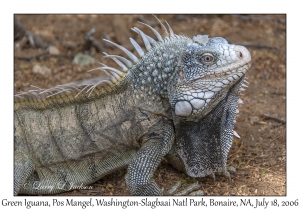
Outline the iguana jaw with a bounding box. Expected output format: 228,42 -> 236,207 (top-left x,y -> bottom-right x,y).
171,65 -> 250,120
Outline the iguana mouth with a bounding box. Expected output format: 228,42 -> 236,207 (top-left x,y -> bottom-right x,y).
191,62 -> 251,82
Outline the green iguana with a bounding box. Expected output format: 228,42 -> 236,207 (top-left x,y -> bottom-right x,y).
14,18 -> 251,196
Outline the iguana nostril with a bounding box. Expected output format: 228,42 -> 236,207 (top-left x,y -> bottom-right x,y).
239,52 -> 243,58
236,51 -> 243,59
234,45 -> 251,63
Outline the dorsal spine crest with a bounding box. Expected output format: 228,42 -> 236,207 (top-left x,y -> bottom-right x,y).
14,20 -> 192,110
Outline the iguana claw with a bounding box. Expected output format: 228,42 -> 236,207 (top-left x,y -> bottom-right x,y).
165,181 -> 204,196
209,172 -> 216,183
215,166 -> 236,184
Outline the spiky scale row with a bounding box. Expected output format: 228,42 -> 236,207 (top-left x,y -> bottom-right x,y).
103,54 -> 133,68
131,27 -> 152,51
103,52 -> 128,72
103,39 -> 139,63
137,21 -> 163,41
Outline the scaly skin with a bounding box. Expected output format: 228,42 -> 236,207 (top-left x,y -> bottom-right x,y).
14,22 -> 251,195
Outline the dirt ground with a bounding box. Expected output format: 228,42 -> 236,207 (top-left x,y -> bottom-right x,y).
14,14 -> 286,196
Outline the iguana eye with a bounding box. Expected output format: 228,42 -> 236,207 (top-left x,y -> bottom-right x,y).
200,53 -> 214,64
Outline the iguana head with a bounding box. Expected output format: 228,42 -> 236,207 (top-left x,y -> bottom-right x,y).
168,35 -> 251,177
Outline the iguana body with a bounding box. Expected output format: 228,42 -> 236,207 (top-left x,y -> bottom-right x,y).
14,20 -> 251,195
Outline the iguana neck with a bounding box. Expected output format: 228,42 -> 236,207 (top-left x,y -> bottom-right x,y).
127,36 -> 192,101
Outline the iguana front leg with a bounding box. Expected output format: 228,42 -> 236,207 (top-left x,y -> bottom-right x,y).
125,124 -> 204,196
125,123 -> 174,195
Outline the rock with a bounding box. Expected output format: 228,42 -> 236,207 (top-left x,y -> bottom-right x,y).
48,45 -> 60,55
73,52 -> 95,67
249,116 -> 260,124
32,64 -> 52,77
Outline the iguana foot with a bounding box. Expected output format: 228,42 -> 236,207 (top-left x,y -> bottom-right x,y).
215,166 -> 236,184
164,181 -> 204,196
